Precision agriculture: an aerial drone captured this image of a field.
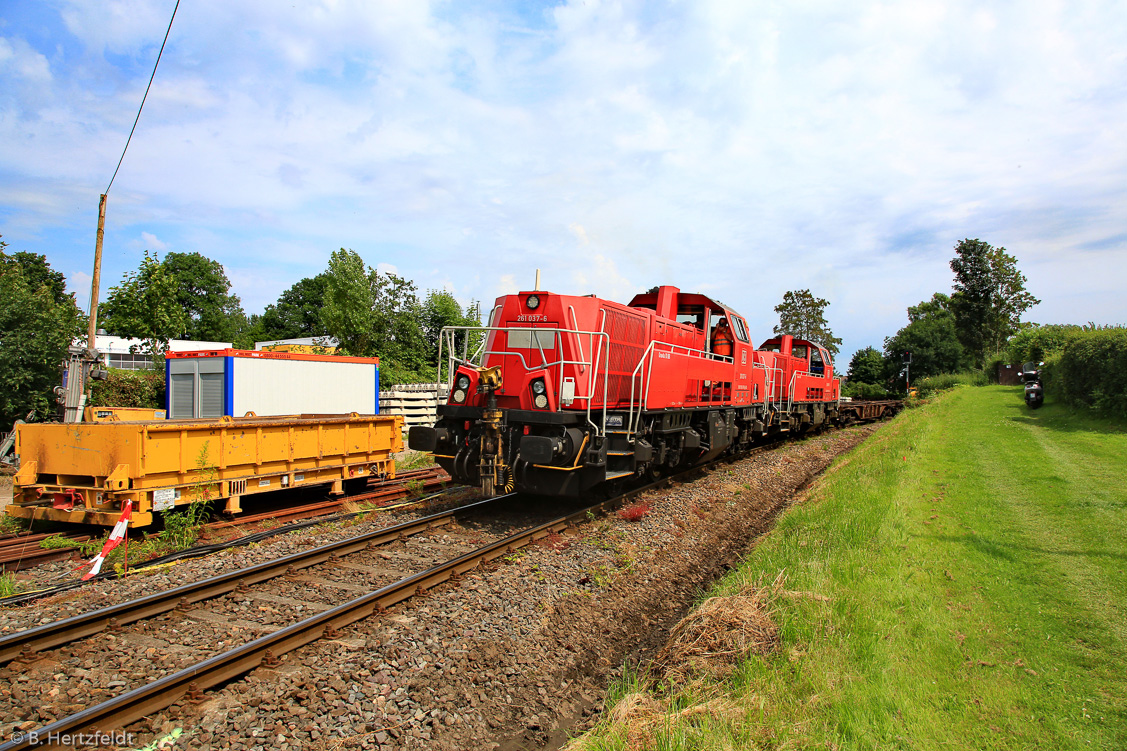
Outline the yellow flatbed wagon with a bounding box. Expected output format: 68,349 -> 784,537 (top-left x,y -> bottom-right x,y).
7,413 -> 403,527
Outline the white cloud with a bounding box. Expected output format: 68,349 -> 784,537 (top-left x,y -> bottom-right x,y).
140,232 -> 167,251
0,0 -> 1124,366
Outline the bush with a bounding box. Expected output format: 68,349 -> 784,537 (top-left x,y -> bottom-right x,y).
983,352 -> 1006,383
1006,325 -> 1083,364
842,381 -> 897,400
1051,328 -> 1127,418
89,368 -> 165,410
913,371 -> 987,397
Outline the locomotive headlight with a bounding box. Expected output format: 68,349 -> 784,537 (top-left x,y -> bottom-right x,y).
452,389 -> 466,404
526,294 -> 541,310
531,379 -> 547,395
455,374 -> 470,391
534,394 -> 549,409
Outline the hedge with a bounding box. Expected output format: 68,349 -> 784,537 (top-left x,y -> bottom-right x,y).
1049,328 -> 1127,418
88,368 -> 165,410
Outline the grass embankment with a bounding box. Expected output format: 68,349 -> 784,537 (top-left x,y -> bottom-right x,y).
576,386 -> 1127,750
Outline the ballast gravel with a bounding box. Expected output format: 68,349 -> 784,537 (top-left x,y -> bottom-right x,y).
0,424 -> 880,750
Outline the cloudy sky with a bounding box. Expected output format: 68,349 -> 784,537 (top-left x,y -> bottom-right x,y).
2,0 -> 1125,365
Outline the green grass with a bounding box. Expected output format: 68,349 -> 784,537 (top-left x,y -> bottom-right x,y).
576,386 -> 1127,750
0,572 -> 21,598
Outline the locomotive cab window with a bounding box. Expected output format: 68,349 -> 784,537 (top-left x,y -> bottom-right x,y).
507,329 -> 557,350
677,305 -> 706,329
791,344 -> 808,359
810,348 -> 825,376
731,316 -> 750,343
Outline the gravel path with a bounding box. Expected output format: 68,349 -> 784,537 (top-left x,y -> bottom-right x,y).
0,424 -> 880,750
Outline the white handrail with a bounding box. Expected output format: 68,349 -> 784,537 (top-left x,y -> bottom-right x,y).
626,340 -> 734,437
435,323 -> 612,437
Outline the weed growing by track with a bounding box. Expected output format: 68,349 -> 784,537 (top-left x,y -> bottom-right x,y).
0,572 -> 21,597
573,385 -> 1127,750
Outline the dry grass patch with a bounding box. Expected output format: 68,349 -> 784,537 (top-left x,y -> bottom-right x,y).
653,572 -> 783,686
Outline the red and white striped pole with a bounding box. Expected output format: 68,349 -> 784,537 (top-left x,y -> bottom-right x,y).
80,501 -> 132,581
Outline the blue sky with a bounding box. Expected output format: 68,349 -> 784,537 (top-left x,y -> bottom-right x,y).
2,0 -> 1125,367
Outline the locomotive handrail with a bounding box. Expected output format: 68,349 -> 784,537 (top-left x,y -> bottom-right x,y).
786,369 -> 813,415
435,324 -> 612,436
626,340 -> 734,438
568,306 -> 586,374
752,362 -> 785,413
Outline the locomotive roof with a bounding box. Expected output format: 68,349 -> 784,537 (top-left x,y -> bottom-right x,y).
627,288 -> 740,316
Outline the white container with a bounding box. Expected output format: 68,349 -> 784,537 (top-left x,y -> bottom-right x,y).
164,349 -> 380,418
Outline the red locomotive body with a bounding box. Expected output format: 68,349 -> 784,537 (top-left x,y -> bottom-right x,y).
408,285 -> 840,496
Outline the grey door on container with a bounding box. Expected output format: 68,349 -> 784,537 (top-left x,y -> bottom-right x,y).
170,373 -> 195,419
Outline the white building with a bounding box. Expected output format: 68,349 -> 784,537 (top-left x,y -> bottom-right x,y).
92,335 -> 233,370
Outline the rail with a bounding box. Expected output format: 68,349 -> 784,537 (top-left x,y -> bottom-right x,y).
0,485 -> 658,751
0,495 -> 506,666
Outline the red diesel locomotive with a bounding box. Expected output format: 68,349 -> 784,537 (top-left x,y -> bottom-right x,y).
408,285 -> 840,497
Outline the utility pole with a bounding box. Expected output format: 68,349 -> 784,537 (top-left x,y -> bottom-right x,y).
87,193 -> 107,355
60,194 -> 108,423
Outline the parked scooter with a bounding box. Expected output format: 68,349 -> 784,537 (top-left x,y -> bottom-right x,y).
1021,361 -> 1044,409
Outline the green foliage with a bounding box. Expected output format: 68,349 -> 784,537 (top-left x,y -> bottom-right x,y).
846,346 -> 884,385
0,573 -> 21,598
99,250 -> 189,354
773,289 -> 842,358
1006,324 -> 1082,364
101,250 -> 247,347
159,251 -> 247,341
260,272 -> 331,341
420,289 -> 482,375
949,238 -> 1039,366
321,249 -> 382,357
0,240 -> 85,427
841,380 -> 896,399
1052,328 -> 1127,418
161,501 -> 211,549
231,312 -> 267,350
883,292 -> 970,384
39,533 -> 102,556
88,367 -> 166,409
912,370 -> 987,396
321,249 -> 460,385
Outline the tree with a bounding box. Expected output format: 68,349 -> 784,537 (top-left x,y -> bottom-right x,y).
0,239 -> 84,427
100,251 -> 189,354
773,289 -> 842,358
159,252 -> 246,341
6,251 -> 68,305
949,238 -> 1039,366
846,346 -> 884,385
320,249 -> 427,384
101,251 -> 246,344
260,273 -> 331,341
321,249 -> 380,357
883,293 -> 970,381
420,290 -> 482,367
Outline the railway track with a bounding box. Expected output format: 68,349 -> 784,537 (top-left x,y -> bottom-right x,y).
0,531 -> 92,573
0,476 -> 669,750
0,467 -> 450,576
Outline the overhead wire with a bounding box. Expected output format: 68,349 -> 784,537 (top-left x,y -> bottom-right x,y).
104,0 -> 182,196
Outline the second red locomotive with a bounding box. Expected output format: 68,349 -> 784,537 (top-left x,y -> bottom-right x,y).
408,285 -> 840,497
